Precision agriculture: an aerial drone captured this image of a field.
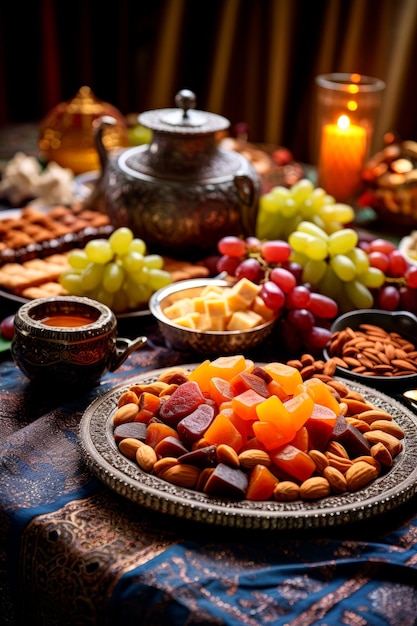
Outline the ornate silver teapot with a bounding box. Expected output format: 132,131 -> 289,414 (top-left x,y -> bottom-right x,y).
92,90 -> 261,259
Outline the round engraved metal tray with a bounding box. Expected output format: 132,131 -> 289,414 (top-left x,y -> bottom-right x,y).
78,366 -> 417,531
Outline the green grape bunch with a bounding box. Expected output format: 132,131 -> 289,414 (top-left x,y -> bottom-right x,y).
256,178 -> 355,241
59,227 -> 172,313
288,221 -> 385,312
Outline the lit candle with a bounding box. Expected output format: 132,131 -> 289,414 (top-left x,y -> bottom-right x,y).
318,114 -> 367,202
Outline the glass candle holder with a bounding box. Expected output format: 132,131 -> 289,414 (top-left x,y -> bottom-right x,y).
315,73 -> 385,203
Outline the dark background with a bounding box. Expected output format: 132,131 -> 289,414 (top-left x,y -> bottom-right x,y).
1,0 -> 416,164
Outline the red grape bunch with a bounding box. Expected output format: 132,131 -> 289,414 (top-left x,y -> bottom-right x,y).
360,237 -> 417,313
216,236 -> 338,354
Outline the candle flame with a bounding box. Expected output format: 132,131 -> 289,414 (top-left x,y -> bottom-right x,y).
337,115 -> 350,130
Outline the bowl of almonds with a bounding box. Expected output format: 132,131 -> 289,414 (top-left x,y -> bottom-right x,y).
323,309 -> 417,392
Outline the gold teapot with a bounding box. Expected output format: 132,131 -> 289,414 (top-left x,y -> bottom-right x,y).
39,86 -> 129,174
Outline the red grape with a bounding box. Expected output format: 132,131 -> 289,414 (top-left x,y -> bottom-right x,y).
287,308 -> 315,331
0,314 -> 15,340
216,255 -> 241,275
217,236 -> 247,258
260,281 -> 285,311
368,251 -> 389,273
303,326 -> 332,350
388,250 -> 407,278
235,258 -> 263,282
269,267 -> 297,293
369,238 -> 397,255
399,286 -> 417,312
286,285 -> 311,309
377,285 -> 400,310
245,236 -> 262,253
307,293 -> 338,319
261,240 -> 291,264
405,266 -> 417,289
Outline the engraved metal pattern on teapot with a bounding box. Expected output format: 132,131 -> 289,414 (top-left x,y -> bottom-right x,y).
102,169 -> 252,256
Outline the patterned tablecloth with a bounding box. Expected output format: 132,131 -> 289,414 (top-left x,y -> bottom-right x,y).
1,315 -> 417,626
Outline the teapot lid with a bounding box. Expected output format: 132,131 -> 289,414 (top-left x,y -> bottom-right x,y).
139,90 -> 230,136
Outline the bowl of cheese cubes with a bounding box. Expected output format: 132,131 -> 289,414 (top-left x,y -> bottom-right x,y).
149,277 -> 278,354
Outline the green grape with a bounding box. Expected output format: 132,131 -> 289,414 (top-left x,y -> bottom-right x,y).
280,198 -> 298,218
112,289 -> 130,313
290,178 -> 315,203
67,249 -> 90,270
319,203 -> 354,224
289,231 -> 328,260
131,266 -> 150,284
346,247 -> 369,274
85,239 -> 113,264
59,270 -> 84,296
327,228 -> 358,256
81,263 -> 105,291
302,259 -> 327,285
344,280 -> 374,309
146,268 -> 172,291
289,250 -> 309,267
310,213 -> 328,231
299,198 -> 316,220
124,278 -> 152,307
143,254 -> 164,270
129,238 -> 147,255
121,250 -> 144,275
257,194 -> 284,240
317,264 -> 345,303
108,227 -> 134,255
271,186 -> 292,202
297,221 -> 329,242
102,262 -> 125,293
95,287 -> 114,308
330,254 -> 357,282
357,266 -> 385,288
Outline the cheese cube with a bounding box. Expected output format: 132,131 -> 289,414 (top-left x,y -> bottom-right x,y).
226,310 -> 264,331
251,295 -> 275,320
229,278 -> 261,306
163,298 -> 194,319
204,298 -> 229,318
172,312 -> 200,328
200,285 -> 224,297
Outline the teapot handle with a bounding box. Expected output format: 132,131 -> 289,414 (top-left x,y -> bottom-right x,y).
93,115 -> 118,171
109,335 -> 148,372
234,174 -> 258,235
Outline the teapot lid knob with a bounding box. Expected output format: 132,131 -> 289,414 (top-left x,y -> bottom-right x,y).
139,89 -> 230,134
161,89 -> 207,127
175,89 -> 197,113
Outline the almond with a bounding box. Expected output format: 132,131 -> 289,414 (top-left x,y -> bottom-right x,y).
323,466 -> 347,493
118,437 -> 146,460
352,408 -> 392,424
299,476 -> 331,500
326,441 -> 349,459
345,460 -> 378,491
369,420 -> 405,439
159,464 -> 200,488
363,430 -> 403,457
325,452 -> 353,473
136,444 -> 157,472
118,390 -> 140,407
273,481 -> 300,502
308,449 -> 329,474
153,456 -> 179,475
370,442 -> 393,468
216,444 -> 240,468
113,402 -> 139,426
238,449 -> 271,469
